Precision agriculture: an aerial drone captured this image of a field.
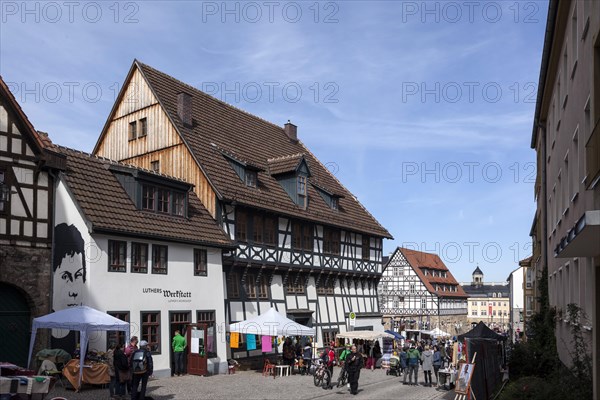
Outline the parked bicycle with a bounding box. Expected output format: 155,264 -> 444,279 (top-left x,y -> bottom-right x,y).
312,359 -> 331,388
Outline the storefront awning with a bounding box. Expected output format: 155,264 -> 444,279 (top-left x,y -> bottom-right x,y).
554,210 -> 600,258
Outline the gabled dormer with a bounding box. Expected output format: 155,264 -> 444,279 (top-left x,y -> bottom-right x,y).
268,153 -> 311,209
217,147 -> 264,189
312,181 -> 344,211
110,164 -> 191,218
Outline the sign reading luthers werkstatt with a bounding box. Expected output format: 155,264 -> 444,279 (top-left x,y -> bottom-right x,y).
143,288 -> 192,302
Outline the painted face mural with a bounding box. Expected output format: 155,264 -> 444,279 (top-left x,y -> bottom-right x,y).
53,223 -> 87,311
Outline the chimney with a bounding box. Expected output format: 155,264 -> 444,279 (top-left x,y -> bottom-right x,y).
284,120 -> 297,142
177,92 -> 193,128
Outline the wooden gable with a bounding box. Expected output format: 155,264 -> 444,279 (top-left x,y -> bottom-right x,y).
93,65 -> 218,217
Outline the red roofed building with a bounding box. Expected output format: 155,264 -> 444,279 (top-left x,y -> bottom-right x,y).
379,247 -> 468,336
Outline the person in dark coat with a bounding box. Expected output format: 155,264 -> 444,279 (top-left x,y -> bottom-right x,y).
346,345 -> 363,395
113,343 -> 129,399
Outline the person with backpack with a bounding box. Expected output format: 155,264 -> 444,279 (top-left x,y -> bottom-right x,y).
403,343 -> 421,386
172,330 -> 186,376
399,347 -> 408,376
124,336 -> 138,395
131,340 -> 153,400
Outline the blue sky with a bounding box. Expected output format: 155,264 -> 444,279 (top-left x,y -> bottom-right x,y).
0,0 -> 548,282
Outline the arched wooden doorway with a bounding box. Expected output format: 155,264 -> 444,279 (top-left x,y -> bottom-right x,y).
0,283 -> 31,367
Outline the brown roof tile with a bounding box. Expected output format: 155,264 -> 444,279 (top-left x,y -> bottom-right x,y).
57,146 -> 233,248
398,247 -> 468,298
134,61 -> 392,239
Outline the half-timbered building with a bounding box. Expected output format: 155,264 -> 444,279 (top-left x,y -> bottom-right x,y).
52,146 -> 233,376
92,60 -> 392,357
379,247 -> 468,337
0,77 -> 65,368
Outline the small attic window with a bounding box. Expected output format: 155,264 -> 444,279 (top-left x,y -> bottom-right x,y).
245,170 -> 257,188
129,121 -> 137,141
331,197 -> 339,211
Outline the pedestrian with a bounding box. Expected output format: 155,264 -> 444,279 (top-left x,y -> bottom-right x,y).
366,341 -> 374,370
131,340 -> 153,400
403,343 -> 420,385
399,346 -> 408,376
106,342 -> 117,399
326,341 -> 336,380
432,345 -> 442,385
372,341 -> 382,369
346,344 -> 363,395
172,330 -> 187,376
283,338 -> 295,367
113,343 -> 129,400
303,341 -> 313,372
421,345 -> 433,386
124,336 -> 138,395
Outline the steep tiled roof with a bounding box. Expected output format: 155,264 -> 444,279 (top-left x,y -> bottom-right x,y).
57,146 -> 233,248
398,247 -> 468,298
134,61 -> 392,239
473,266 -> 483,275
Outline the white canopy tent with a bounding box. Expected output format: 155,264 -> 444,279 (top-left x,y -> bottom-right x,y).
336,331 -> 395,341
27,306 -> 130,387
424,327 -> 452,338
229,308 -> 315,336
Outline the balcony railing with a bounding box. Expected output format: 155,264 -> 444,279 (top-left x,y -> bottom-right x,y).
585,119 -> 600,189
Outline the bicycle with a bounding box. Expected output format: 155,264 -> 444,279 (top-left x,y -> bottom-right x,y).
336,362 -> 348,388
312,359 -> 332,388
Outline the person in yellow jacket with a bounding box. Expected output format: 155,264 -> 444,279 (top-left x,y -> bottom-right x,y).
172,330 -> 187,376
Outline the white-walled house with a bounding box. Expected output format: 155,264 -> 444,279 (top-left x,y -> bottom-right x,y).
52,146 -> 233,376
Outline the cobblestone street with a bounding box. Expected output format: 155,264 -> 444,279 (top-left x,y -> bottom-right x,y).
49,369 -> 456,400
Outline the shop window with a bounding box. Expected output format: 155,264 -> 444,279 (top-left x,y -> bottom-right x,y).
194,249 -> 207,276
108,240 -> 127,272
131,242 -> 148,273
140,311 -> 160,353
107,311 -> 129,348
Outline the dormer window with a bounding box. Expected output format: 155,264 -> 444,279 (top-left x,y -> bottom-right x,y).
245,170 -> 257,187
140,184 -> 187,217
297,176 -> 307,208
331,197 -> 339,210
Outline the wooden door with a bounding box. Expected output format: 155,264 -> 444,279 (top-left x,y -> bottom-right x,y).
187,324 -> 207,376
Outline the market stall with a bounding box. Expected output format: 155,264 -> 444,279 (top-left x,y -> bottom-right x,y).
27,306 -> 129,390
229,308 -> 315,336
